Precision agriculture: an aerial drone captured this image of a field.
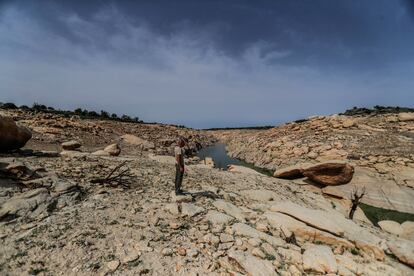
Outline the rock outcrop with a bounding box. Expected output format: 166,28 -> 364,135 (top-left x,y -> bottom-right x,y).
213,112 -> 414,215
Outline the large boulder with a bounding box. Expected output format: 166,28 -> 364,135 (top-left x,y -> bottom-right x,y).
0,115 -> 32,151
378,220 -> 403,236
121,134 -> 155,150
398,112 -> 414,122
302,162 -> 354,186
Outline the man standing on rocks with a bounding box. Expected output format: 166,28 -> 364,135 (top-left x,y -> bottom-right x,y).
174,137 -> 186,195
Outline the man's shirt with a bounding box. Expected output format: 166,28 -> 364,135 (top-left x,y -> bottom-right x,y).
174,146 -> 185,166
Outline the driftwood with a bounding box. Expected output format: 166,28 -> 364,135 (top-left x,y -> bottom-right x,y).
90,161 -> 133,188
349,186 -> 365,220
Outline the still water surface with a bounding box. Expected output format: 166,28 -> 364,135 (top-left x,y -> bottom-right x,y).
196,143 -> 273,176
196,143 -> 244,169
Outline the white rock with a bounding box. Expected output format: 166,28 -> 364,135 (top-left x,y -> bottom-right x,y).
240,189 -> 280,202
161,248 -> 173,256
261,243 -> 277,257
61,140 -> 81,150
165,203 -> 180,216
181,203 -> 204,217
228,250 -> 278,276
106,260 -> 120,272
92,149 -> 110,156
398,112 -> 414,122
203,233 -> 220,246
187,248 -> 199,258
220,233 -> 234,243
232,223 -> 285,248
121,134 -> 155,149
228,165 -> 260,175
303,245 -> 337,274
268,202 -> 386,260
277,247 -> 302,266
170,191 -> 192,203
104,143 -> 121,156
204,211 -> 234,231
213,200 -> 246,222
378,220 -> 403,236
248,238 -> 262,247
60,150 -> 89,158
335,255 -> 360,275
387,238 -> 414,268
251,248 -> 266,259
270,201 -> 344,236
402,221 -> 414,241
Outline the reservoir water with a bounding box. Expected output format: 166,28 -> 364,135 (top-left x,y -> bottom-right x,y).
196,143 -> 244,169
196,143 -> 274,176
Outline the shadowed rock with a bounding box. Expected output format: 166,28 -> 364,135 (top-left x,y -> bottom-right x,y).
0,115 -> 32,152
274,163 -> 313,179
303,162 -> 354,186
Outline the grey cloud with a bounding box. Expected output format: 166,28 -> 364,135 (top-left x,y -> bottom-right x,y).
0,1 -> 413,128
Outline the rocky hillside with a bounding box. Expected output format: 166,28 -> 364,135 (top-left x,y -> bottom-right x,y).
213,111 -> 414,216
1,108 -> 414,275
3,108 -> 216,156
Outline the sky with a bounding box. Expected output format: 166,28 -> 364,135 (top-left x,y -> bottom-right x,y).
0,0 -> 413,128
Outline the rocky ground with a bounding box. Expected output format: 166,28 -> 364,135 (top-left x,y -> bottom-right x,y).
214,112 -> 414,215
1,108 -> 414,275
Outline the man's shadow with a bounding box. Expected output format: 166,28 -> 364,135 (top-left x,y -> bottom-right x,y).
184,190 -> 221,200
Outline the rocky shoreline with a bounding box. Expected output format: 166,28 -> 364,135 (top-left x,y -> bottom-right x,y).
213,112 -> 414,215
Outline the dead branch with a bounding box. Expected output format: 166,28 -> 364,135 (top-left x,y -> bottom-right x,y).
280,227 -> 298,246
349,186 -> 366,220
90,161 -> 133,188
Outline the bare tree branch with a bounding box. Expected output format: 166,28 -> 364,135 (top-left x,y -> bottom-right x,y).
90,161 -> 132,188
349,186 -> 366,220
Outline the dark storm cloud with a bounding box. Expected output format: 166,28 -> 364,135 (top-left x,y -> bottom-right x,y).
8,0 -> 413,67
1,0 -> 413,127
